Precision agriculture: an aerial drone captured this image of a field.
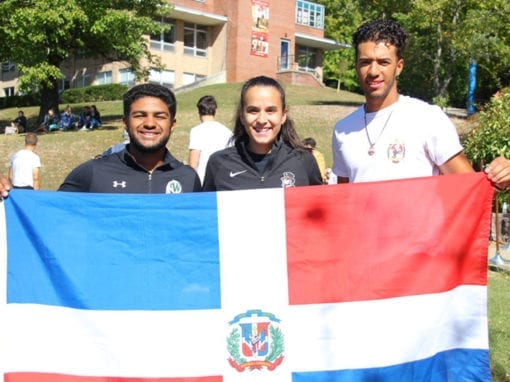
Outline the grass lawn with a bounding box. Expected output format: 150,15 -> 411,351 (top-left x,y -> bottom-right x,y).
1,83 -> 509,380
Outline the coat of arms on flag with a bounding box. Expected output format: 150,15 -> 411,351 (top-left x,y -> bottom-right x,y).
227,309 -> 284,371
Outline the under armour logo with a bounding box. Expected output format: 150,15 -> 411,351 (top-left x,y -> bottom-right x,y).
113,180 -> 127,188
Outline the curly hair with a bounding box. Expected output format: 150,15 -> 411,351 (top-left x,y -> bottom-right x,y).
231,76 -> 304,150
353,19 -> 409,60
123,83 -> 177,120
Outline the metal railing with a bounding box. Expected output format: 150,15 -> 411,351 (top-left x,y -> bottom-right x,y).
277,55 -> 319,78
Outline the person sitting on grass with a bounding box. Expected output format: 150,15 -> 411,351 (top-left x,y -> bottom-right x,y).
79,105 -> 101,131
34,109 -> 59,133
59,105 -> 77,131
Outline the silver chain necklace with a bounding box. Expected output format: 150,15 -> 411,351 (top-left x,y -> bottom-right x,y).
364,106 -> 395,156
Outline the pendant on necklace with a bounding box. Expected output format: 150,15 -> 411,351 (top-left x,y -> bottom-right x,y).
368,145 -> 376,156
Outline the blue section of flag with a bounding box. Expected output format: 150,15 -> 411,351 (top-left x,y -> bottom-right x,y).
292,348 -> 491,381
6,190 -> 221,311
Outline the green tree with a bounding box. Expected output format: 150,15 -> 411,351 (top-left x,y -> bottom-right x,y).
0,0 -> 170,121
317,0 -> 510,107
395,0 -> 474,105
397,0 -> 510,106
315,0 -> 361,92
464,87 -> 510,169
460,0 -> 510,102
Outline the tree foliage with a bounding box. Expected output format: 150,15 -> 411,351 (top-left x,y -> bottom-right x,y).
0,0 -> 170,119
315,0 -> 362,92
318,0 -> 510,107
464,88 -> 510,168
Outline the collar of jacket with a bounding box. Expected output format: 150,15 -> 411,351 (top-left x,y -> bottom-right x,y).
235,138 -> 285,171
120,146 -> 181,172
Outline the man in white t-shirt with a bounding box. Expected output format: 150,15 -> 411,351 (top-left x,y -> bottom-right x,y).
329,19 -> 510,191
9,132 -> 41,190
332,19 -> 474,184
188,95 -> 232,183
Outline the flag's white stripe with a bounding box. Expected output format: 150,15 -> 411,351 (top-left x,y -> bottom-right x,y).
287,284 -> 488,371
3,286 -> 486,377
217,188 -> 293,382
4,305 -> 225,377
217,188 -> 289,311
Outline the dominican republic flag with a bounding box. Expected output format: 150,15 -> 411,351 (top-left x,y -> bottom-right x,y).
0,172 -> 493,382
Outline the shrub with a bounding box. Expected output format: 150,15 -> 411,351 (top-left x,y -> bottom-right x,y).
464,87 -> 510,170
61,84 -> 128,104
0,92 -> 40,109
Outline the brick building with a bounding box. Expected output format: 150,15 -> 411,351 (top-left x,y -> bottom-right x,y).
0,0 -> 348,97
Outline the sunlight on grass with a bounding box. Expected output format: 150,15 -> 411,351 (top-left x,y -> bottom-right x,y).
488,270 -> 510,382
1,82 -> 364,190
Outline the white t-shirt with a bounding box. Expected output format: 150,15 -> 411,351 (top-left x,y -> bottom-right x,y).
10,149 -> 41,187
189,120 -> 232,182
332,95 -> 463,183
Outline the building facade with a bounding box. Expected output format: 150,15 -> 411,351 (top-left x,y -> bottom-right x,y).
0,0 -> 347,97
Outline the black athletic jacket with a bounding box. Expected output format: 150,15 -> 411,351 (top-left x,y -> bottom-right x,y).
202,139 -> 323,191
59,147 -> 201,194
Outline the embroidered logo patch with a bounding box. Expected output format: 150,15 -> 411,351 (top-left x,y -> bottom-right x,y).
280,172 -> 296,188
165,180 -> 182,194
387,140 -> 406,163
227,309 -> 285,372
112,180 -> 126,188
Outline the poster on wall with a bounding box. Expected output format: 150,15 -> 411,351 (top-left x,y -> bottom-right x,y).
250,0 -> 269,57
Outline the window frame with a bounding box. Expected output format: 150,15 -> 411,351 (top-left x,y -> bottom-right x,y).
148,68 -> 175,87
150,18 -> 176,52
184,23 -> 208,57
75,73 -> 91,88
295,0 -> 324,29
297,45 -> 318,73
95,71 -> 113,85
119,68 -> 136,86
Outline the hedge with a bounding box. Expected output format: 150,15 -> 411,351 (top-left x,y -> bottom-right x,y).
61,84 -> 128,104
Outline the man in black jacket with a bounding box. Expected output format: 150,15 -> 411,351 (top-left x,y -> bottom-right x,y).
58,83 -> 200,194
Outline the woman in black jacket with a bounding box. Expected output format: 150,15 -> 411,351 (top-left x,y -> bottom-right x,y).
202,76 -> 322,191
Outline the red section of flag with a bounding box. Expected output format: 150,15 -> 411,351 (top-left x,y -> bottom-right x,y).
5,373 -> 222,382
285,173 -> 493,305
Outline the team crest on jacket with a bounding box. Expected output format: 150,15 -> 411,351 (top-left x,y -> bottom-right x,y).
227,309 -> 285,372
165,180 -> 182,194
280,171 -> 296,187
387,140 -> 406,163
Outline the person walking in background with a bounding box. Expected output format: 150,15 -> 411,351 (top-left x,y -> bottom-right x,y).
188,95 -> 232,184
8,132 -> 41,190
202,76 -> 322,191
302,137 -> 327,183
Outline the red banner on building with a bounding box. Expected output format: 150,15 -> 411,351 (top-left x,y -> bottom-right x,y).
250,0 -> 269,57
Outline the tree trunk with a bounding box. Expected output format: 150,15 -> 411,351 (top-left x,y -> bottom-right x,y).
38,79 -> 60,124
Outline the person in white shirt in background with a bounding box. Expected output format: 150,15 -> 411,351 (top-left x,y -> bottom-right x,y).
188,95 -> 232,184
9,132 -> 41,190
